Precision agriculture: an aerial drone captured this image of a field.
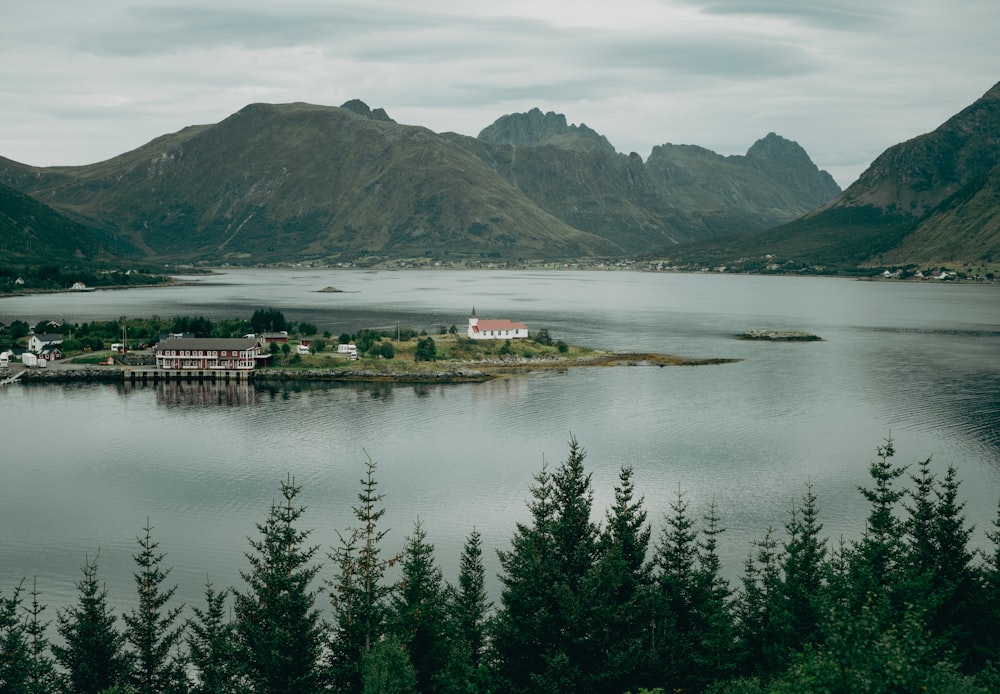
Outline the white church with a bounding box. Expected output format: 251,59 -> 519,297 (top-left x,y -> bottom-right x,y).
467,308 -> 528,340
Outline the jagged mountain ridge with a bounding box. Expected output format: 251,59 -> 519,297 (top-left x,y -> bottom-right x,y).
0,100 -> 840,265
674,81 -> 1000,269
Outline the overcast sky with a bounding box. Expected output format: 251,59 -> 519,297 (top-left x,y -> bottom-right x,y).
2,1 -> 997,188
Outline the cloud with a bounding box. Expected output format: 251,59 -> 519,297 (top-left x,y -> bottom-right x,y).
0,0 -> 998,188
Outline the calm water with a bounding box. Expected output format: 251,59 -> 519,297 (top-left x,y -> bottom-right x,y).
1,269 -> 999,619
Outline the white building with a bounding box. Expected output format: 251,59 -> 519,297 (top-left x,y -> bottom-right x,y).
467,308 -> 528,340
28,333 -> 63,354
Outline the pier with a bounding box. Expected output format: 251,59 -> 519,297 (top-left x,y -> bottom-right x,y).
125,367 -> 255,385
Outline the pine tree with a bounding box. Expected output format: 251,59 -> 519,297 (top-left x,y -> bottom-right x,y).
233,475 -> 324,694
492,460 -> 557,694
22,578 -> 57,693
123,520 -> 187,694
780,482 -> 827,652
1,579 -> 32,693
692,499 -> 736,684
187,579 -> 238,694
361,635 -> 417,694
53,552 -> 129,694
650,484 -> 702,689
389,520 -> 449,694
587,465 -> 652,694
846,436 -> 908,623
449,529 -> 491,670
734,528 -> 788,679
440,529 -> 494,694
927,464 -> 977,668
328,455 -> 398,694
493,438 -> 599,693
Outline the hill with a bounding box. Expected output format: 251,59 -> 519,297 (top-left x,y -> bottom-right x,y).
666,82 -> 1000,272
0,102 -> 840,265
0,177 -> 138,265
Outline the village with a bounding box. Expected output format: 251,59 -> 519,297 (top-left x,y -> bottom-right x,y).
0,309 -> 574,385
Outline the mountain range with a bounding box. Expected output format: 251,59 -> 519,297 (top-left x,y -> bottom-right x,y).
1,82 -> 997,271
670,81 -> 1000,272
0,101 -> 838,267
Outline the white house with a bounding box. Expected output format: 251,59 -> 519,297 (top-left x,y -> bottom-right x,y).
467,308 -> 528,340
28,333 -> 63,354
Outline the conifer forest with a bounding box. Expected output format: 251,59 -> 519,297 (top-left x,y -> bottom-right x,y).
4,436 -> 1000,693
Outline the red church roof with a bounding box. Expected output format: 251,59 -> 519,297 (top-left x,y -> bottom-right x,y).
474,319 -> 527,332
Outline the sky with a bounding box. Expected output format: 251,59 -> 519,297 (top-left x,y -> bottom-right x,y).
1,1 -> 998,188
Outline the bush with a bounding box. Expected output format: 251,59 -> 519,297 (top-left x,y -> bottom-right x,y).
533,328 -> 553,346
414,337 -> 436,362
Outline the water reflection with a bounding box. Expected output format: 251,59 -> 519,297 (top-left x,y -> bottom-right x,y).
154,381 -> 262,408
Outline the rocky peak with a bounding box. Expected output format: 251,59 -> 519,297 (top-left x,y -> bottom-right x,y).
340,99 -> 396,123
746,132 -> 841,200
477,107 -> 615,152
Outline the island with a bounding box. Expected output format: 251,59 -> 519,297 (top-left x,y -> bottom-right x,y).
739,329 -> 823,342
3,309 -> 740,385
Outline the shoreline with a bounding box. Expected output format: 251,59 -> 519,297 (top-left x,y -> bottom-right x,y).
9,351 -> 741,386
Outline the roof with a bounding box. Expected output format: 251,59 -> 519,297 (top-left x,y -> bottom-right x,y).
155,337 -> 260,352
33,333 -> 63,342
474,319 -> 527,331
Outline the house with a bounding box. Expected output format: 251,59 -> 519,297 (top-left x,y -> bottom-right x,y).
154,337 -> 269,371
28,333 -> 63,354
40,346 -> 62,361
467,308 -> 528,340
260,331 -> 289,345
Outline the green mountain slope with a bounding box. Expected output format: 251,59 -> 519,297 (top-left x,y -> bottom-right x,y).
0,178 -> 135,265
0,101 -> 841,265
0,103 -> 620,264
669,81 -> 1000,270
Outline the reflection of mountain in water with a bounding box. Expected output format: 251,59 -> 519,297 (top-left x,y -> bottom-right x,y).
155,381 -> 262,408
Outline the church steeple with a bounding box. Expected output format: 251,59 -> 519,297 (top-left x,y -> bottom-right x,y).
467,307 -> 479,337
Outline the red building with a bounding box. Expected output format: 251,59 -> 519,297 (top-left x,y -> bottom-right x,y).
155,337 -> 268,370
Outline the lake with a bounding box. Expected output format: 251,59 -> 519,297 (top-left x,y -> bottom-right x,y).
1,269 -> 999,619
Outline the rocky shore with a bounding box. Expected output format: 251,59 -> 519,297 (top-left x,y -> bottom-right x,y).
739,329 -> 822,342
10,350 -> 739,385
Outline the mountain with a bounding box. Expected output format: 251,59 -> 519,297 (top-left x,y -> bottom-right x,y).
0,101 -> 839,265
449,117 -> 839,252
0,177 -> 136,265
670,82 -> 1000,270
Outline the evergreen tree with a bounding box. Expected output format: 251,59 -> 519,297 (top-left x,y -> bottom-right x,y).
233,475 -> 324,694
587,465 -> 652,694
493,437 -> 599,693
492,458 -> 558,693
123,520 -> 187,694
328,455 -> 398,694
692,500 -> 736,683
779,483 -> 827,652
845,436 -> 908,624
977,500 -> 1000,670
651,484 -> 722,689
440,529 -> 494,694
734,528 -> 788,679
22,578 -> 57,694
53,552 -> 129,694
1,579 -> 31,693
361,635 -> 417,694
926,464 -> 977,668
187,580 -> 238,694
389,520 -> 449,694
